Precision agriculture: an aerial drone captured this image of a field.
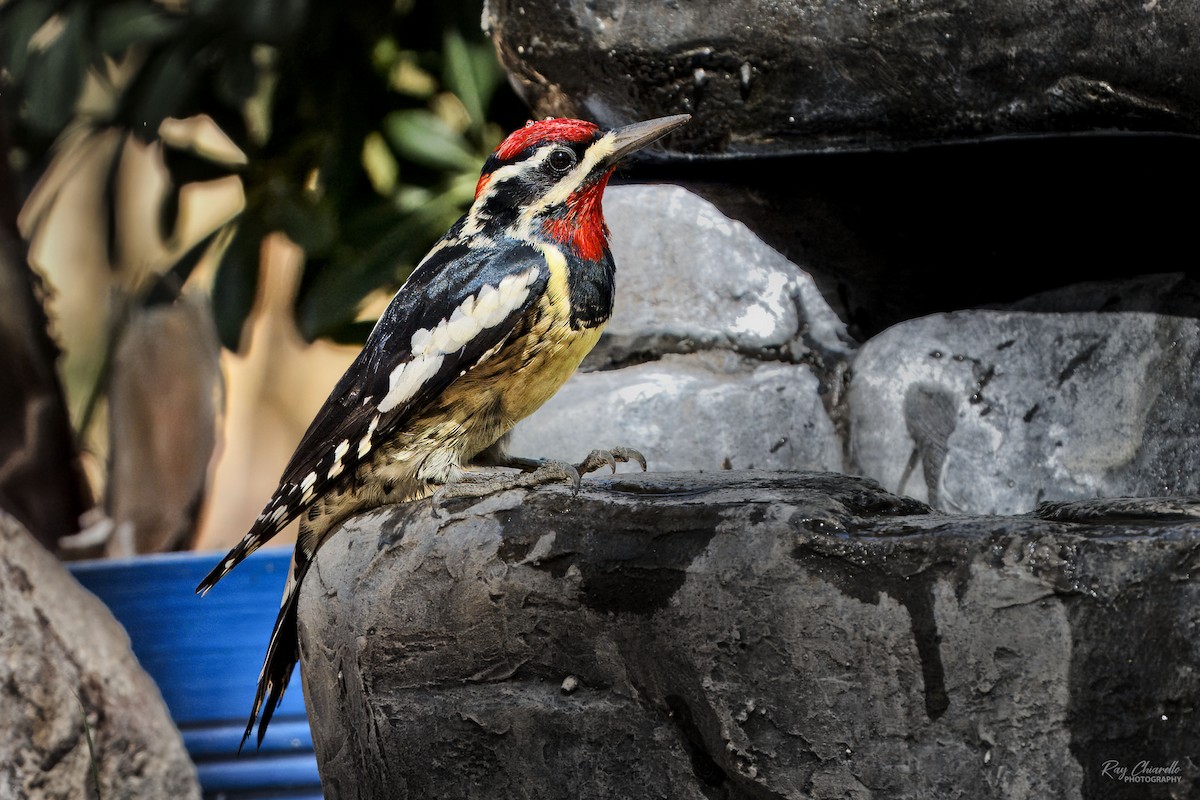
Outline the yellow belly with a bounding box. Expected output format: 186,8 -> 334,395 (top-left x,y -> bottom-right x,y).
433,309 -> 603,460
503,323 -> 602,423
304,305 -> 604,547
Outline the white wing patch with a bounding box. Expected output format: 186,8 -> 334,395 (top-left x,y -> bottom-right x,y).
300,471 -> 318,503
376,268 -> 540,413
358,414 -> 380,459
378,356 -> 444,415
327,439 -> 350,479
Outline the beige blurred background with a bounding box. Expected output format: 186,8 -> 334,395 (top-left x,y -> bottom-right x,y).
24,114 -> 361,554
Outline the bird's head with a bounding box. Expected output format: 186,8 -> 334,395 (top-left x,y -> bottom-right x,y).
470,114 -> 690,260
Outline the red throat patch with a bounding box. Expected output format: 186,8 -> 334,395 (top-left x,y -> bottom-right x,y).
541,170 -> 613,262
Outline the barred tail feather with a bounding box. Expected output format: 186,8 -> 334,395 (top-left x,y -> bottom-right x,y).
195,496 -> 296,595
239,566 -> 306,753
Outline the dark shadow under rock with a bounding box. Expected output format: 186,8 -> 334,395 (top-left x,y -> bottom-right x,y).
299,471 -> 1198,800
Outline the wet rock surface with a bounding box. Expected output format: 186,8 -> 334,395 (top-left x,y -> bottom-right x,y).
485,0 -> 1200,155
0,512 -> 200,800
299,472 -> 1198,800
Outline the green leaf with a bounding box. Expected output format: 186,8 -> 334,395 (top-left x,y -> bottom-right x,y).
214,49 -> 258,109
321,319 -> 375,346
383,109 -> 479,173
371,36 -> 400,76
442,28 -> 482,132
361,131 -> 398,195
296,194 -> 462,339
274,194 -> 337,256
22,7 -> 87,135
393,184 -> 434,214
469,40 -> 504,122
94,2 -> 182,55
0,0 -> 58,83
443,170 -> 480,207
212,223 -> 263,351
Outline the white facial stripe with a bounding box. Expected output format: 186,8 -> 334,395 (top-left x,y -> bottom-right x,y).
534,132 -> 615,211
483,147 -> 554,197
375,268 -> 540,414
463,148 -> 556,236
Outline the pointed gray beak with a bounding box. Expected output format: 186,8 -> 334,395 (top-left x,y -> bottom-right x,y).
602,114 -> 691,167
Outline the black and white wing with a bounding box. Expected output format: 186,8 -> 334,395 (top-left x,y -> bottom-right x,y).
196,237 -> 549,593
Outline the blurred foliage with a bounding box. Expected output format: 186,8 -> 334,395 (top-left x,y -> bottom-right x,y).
0,0 -> 522,349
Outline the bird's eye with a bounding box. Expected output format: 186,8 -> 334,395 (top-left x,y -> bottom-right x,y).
547,147 -> 577,173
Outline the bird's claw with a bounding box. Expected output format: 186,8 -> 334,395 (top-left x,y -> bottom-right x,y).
430,447 -> 646,517
576,446 -> 647,475
431,460 -> 583,517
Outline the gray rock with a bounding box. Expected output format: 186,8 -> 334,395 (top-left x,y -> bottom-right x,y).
484,0 -> 1200,154
298,472 -> 1199,799
595,184 -> 854,371
847,310 -> 1200,514
507,351 -> 843,473
0,512 -> 200,800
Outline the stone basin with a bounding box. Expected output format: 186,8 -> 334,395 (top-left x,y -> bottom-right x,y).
299,471 -> 1199,799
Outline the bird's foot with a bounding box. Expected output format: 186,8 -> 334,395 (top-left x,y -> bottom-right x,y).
475,445 -> 646,476
575,446 -> 647,475
431,460 -> 582,516
431,446 -> 646,516
490,445 -> 646,477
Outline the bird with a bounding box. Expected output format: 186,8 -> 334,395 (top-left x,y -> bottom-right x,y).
196,113 -> 691,750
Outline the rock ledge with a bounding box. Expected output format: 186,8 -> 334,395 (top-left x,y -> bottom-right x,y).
300,472 -> 1198,800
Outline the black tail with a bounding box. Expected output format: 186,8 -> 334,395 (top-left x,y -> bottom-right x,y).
196,541 -> 247,596
239,564 -> 307,753
195,517 -> 278,596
